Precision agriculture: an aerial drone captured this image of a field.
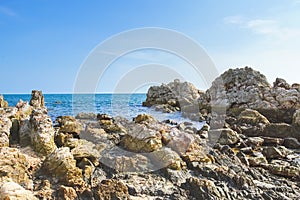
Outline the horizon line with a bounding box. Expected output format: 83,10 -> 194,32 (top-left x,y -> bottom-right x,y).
2,92 -> 147,95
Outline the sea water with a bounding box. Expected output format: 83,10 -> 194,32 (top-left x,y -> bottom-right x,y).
3,94 -> 204,129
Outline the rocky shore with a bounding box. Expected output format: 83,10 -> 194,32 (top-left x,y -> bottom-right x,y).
0,67 -> 300,199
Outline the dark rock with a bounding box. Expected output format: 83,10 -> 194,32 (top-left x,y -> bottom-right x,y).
262,147 -> 285,159
182,177 -> 221,199
274,78 -> 290,90
262,136 -> 284,146
209,128 -> 240,145
262,123 -> 297,139
283,137 -> 300,149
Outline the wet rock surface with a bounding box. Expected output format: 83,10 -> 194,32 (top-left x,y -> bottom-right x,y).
1,68 -> 300,199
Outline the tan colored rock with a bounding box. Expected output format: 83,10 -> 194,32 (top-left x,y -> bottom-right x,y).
120,124 -> 162,153
93,179 -> 129,200
211,128 -> 240,145
30,108 -> 57,155
57,185 -> 78,200
245,137 -> 264,148
181,141 -> 214,165
238,109 -> 270,125
149,147 -> 185,170
0,95 -> 8,108
133,114 -> 156,123
42,147 -> 85,187
70,139 -> 100,166
29,90 -> 44,108
0,116 -> 12,147
16,100 -> 32,118
0,180 -> 38,200
248,156 -> 268,167
56,116 -> 82,135
33,179 -> 53,199
102,152 -> 150,172
98,119 -> 125,134
0,147 -> 40,189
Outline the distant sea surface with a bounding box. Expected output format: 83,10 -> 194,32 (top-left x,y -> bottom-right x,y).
3,94 -> 203,128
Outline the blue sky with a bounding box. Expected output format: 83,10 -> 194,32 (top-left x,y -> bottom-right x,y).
1,0 -> 300,93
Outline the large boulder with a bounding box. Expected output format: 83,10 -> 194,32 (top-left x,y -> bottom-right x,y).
143,79 -> 202,113
210,68 -> 299,110
208,67 -> 274,109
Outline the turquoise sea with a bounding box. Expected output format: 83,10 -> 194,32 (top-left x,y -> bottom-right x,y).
3,94 -> 202,127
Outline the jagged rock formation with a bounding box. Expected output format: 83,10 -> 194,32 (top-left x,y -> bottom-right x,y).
29,90 -> 45,108
143,67 -> 300,123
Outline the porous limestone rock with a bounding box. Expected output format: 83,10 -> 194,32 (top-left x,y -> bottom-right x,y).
41,147 -> 85,187
93,179 -> 129,200
30,108 -> 57,155
0,147 -> 40,189
57,185 -> 78,200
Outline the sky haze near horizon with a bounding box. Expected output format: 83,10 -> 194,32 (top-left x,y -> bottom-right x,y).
1,0 -> 300,93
